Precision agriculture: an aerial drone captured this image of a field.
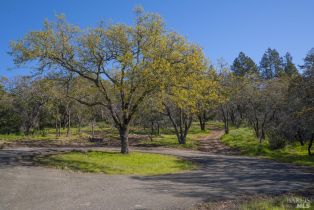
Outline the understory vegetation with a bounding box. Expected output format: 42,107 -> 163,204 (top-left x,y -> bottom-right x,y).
221,128 -> 314,167
36,151 -> 196,175
238,195 -> 313,210
0,122 -> 208,151
139,124 -> 209,149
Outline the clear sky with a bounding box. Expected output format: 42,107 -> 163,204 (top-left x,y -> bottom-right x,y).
1,0 -> 313,78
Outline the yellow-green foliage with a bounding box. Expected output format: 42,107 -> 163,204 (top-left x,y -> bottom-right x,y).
36,151 -> 196,175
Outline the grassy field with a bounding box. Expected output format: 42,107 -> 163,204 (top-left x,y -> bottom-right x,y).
0,122 -> 212,150
239,194 -> 313,210
0,130 -> 88,142
0,121 -> 119,141
36,151 -> 197,175
221,127 -> 314,167
0,126 -> 96,142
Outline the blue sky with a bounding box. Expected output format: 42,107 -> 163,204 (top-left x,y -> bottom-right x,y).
1,0 -> 313,78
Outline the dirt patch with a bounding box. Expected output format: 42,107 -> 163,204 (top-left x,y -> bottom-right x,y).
2,128 -> 238,154
197,129 -> 240,155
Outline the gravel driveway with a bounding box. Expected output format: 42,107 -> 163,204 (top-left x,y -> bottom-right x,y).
0,146 -> 313,210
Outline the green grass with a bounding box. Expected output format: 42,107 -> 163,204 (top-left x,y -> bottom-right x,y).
36,151 -> 197,175
206,121 -> 225,129
197,194 -> 313,210
0,122 -> 213,150
239,194 -> 313,210
0,122 -> 115,143
140,134 -> 198,149
0,128 -> 90,142
221,127 -> 314,167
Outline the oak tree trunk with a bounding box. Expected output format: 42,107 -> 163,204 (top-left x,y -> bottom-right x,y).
66,109 -> 71,137
198,115 -> 206,131
220,105 -> 229,134
224,120 -> 229,134
179,135 -> 186,144
119,126 -> 129,154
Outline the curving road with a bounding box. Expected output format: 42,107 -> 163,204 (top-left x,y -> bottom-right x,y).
0,143 -> 314,209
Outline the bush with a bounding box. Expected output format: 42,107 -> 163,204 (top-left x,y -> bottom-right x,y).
267,129 -> 286,150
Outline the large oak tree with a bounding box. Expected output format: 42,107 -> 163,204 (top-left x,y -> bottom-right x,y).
10,10 -> 206,153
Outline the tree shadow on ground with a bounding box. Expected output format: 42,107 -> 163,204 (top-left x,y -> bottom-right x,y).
0,148 -> 75,168
132,155 -> 314,202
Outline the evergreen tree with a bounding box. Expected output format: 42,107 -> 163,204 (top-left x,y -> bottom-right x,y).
231,52 -> 259,76
302,48 -> 314,77
283,52 -> 298,77
259,48 -> 284,79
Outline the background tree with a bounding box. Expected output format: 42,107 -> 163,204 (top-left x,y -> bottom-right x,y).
302,48 -> 314,76
283,52 -> 298,77
216,60 -> 233,134
9,77 -> 51,135
296,48 -> 314,154
260,48 -> 284,79
195,67 -> 219,131
134,96 -> 166,137
160,40 -> 209,144
243,77 -> 289,142
231,52 -> 259,77
0,78 -> 21,134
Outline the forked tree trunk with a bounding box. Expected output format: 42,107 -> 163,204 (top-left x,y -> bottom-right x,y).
178,133 -> 187,144
165,106 -> 192,145
220,105 -> 229,134
119,126 -> 129,154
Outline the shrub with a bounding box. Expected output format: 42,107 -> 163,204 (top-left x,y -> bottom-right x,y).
267,129 -> 286,150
